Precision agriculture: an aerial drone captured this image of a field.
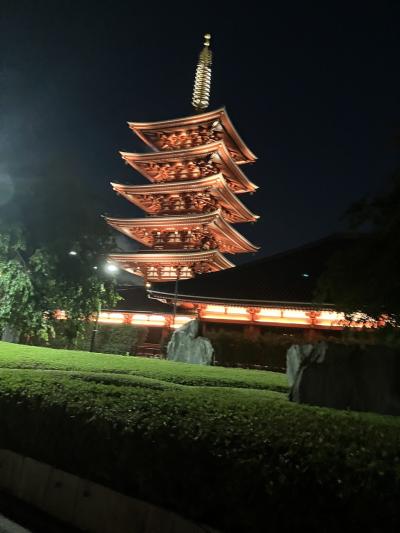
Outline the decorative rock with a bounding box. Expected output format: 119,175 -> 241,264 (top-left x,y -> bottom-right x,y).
287,341 -> 400,416
167,319 -> 213,365
286,344 -> 314,387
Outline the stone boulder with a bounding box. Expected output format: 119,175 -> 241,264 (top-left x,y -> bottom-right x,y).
287,341 -> 400,416
167,319 -> 213,365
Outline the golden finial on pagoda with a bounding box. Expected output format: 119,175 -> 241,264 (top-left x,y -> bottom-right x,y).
191,33 -> 213,111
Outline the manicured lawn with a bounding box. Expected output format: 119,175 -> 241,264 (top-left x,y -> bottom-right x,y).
0,341 -> 289,392
0,341 -> 399,532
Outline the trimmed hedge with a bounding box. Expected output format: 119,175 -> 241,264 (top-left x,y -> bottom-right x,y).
43,321 -> 149,355
205,328 -> 400,371
206,330 -> 304,370
1,343 -> 400,531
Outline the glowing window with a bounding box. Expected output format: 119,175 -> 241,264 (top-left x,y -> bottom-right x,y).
258,308 -> 282,317
282,310 -> 308,319
226,307 -> 247,315
205,305 -> 225,314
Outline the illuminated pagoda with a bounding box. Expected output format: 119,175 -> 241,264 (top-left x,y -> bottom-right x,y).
107,34 -> 259,283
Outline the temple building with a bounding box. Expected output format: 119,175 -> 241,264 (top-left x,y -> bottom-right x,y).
99,234 -> 378,340
106,34 -> 259,282
102,37 -> 377,342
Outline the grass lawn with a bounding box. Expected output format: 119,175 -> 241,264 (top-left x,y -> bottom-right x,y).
0,341 -> 288,392
0,341 -> 399,532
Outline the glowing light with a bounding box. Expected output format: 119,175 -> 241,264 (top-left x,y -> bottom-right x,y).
205,305 -> 225,314
171,316 -> 193,328
282,310 -> 309,319
131,313 -> 166,326
69,250 -> 78,256
98,312 -> 125,324
226,306 -> 247,315
257,308 -> 282,318
105,263 -> 119,273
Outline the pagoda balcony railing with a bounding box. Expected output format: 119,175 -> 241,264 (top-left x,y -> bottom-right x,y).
149,243 -> 217,252
150,231 -> 217,250
155,194 -> 219,214
152,246 -> 215,252
145,124 -> 223,152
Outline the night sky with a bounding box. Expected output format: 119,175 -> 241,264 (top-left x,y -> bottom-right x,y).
1,1 -> 399,265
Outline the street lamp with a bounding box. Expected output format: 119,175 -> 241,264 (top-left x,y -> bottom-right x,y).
105,263 -> 119,273
90,262 -> 119,352
89,283 -> 104,353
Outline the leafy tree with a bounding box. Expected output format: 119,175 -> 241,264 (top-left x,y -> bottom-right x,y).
0,162 -> 120,343
316,169 -> 400,323
0,226 -> 53,339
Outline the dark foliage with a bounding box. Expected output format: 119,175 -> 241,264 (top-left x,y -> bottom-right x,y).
316,163 -> 400,323
0,162 -> 119,340
45,321 -> 149,355
0,365 -> 399,532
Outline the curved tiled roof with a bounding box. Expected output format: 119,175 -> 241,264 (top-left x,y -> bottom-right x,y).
113,286 -> 174,313
149,234 -> 361,308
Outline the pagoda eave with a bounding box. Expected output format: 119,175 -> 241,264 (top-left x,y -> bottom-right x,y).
119,140 -> 257,194
108,250 -> 234,281
105,210 -> 259,254
110,175 -> 259,223
128,108 -> 257,165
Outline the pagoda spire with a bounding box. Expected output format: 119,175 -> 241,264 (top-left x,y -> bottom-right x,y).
191,34 -> 213,111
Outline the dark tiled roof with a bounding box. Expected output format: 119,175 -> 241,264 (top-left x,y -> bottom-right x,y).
112,286 -> 175,313
149,234 -> 360,307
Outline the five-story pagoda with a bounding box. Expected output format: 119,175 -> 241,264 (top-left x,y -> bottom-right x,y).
107,35 -> 259,282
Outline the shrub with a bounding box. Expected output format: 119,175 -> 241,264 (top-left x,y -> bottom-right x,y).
206,327 -> 400,371
206,330 -> 306,371
39,321 -> 149,355
88,324 -> 148,355
0,365 -> 399,532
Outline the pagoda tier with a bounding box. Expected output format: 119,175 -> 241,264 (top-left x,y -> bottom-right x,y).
110,174 -> 258,223
108,250 -> 234,281
128,107 -> 257,165
105,210 -> 259,254
120,141 -> 257,194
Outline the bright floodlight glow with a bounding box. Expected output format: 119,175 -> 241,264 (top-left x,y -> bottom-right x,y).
105,263 -> 119,273
69,250 -> 78,256
145,281 -> 151,289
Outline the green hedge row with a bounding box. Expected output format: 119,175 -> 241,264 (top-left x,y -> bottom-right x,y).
205,327 -> 400,371
42,322 -> 149,355
0,365 -> 399,531
206,330 -> 307,370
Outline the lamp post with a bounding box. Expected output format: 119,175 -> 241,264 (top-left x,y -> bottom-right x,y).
172,267 -> 181,326
89,263 -> 119,352
89,296 -> 101,353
